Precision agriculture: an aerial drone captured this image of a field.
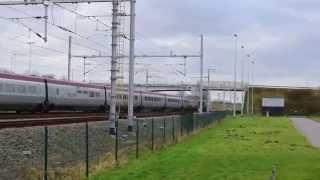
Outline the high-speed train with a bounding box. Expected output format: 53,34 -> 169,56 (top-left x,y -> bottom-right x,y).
0,72 -> 198,113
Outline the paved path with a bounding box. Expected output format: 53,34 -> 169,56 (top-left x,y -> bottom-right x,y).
290,117 -> 320,148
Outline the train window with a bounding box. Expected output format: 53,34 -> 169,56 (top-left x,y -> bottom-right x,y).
0,83 -> 3,92
56,88 -> 60,96
77,90 -> 82,94
83,91 -> 88,94
28,86 -> 36,94
17,85 -> 26,93
5,84 -> 15,93
89,91 -> 95,97
135,96 -> 138,100
96,92 -> 100,97
124,95 -> 128,99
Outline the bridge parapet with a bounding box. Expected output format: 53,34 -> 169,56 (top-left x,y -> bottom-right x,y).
91,81 -> 247,92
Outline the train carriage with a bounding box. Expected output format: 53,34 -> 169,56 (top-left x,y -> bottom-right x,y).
0,72 -> 198,113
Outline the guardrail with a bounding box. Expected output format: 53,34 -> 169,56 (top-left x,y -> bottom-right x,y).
0,112 -> 228,180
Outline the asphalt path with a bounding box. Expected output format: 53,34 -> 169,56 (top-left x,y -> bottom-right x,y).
290,117 -> 320,148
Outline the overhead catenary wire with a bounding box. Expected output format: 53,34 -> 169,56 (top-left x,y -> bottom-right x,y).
0,2 -> 194,85
3,3 -> 182,61
48,33 -> 107,53
11,36 -> 67,54
53,3 -> 111,29
2,5 -> 110,50
0,16 -> 44,20
47,21 -> 110,50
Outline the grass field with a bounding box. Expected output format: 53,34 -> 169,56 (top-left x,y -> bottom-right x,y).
92,116 -> 320,180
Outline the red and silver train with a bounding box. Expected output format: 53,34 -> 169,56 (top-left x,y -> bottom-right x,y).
0,72 -> 198,113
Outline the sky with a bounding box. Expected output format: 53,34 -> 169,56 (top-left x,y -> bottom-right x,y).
0,0 -> 320,87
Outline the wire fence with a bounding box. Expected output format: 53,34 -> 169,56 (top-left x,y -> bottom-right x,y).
0,111 -> 228,180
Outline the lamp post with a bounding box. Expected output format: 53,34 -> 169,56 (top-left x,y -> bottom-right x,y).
207,68 -> 215,112
233,34 -> 238,117
251,60 -> 255,115
246,54 -> 251,115
240,45 -> 245,116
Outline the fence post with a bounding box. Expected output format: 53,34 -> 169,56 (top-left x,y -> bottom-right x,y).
270,165 -> 277,180
151,118 -> 154,151
163,118 -> 166,145
115,117 -> 119,165
85,120 -> 89,178
180,116 -> 183,139
136,118 -> 139,159
44,126 -> 48,180
192,114 -> 195,133
172,116 -> 175,144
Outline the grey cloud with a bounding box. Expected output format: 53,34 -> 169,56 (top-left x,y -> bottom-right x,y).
0,0 -> 319,86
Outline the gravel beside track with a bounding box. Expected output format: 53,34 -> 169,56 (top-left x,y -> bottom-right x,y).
0,121 -> 114,180
0,114 -> 181,180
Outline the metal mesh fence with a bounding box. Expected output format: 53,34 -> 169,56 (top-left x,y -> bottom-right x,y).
0,127 -> 44,180
0,112 -> 228,180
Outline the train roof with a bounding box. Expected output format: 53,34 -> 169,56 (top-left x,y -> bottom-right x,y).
0,72 -> 182,98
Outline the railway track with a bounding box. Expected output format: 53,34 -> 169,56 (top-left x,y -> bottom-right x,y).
0,112 -> 187,129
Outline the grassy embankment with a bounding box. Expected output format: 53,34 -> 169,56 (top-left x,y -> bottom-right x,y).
92,116 -> 320,180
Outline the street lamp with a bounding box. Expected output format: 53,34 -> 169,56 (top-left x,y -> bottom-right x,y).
233,34 -> 238,117
240,45 -> 245,116
251,60 -> 255,115
246,54 -> 251,115
207,68 -> 215,112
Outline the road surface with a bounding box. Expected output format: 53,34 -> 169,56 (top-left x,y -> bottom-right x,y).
290,117 -> 320,148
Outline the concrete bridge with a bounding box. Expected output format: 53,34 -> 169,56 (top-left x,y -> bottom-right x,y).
132,81 -> 246,92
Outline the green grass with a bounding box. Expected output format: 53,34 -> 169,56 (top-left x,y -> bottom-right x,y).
92,116 -> 320,180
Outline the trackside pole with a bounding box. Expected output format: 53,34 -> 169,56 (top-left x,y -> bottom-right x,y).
109,0 -> 119,135
199,35 -> 204,113
44,126 -> 48,180
128,0 -> 136,132
85,120 -> 89,177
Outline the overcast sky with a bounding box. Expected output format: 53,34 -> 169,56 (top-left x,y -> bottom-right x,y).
0,0 -> 320,87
